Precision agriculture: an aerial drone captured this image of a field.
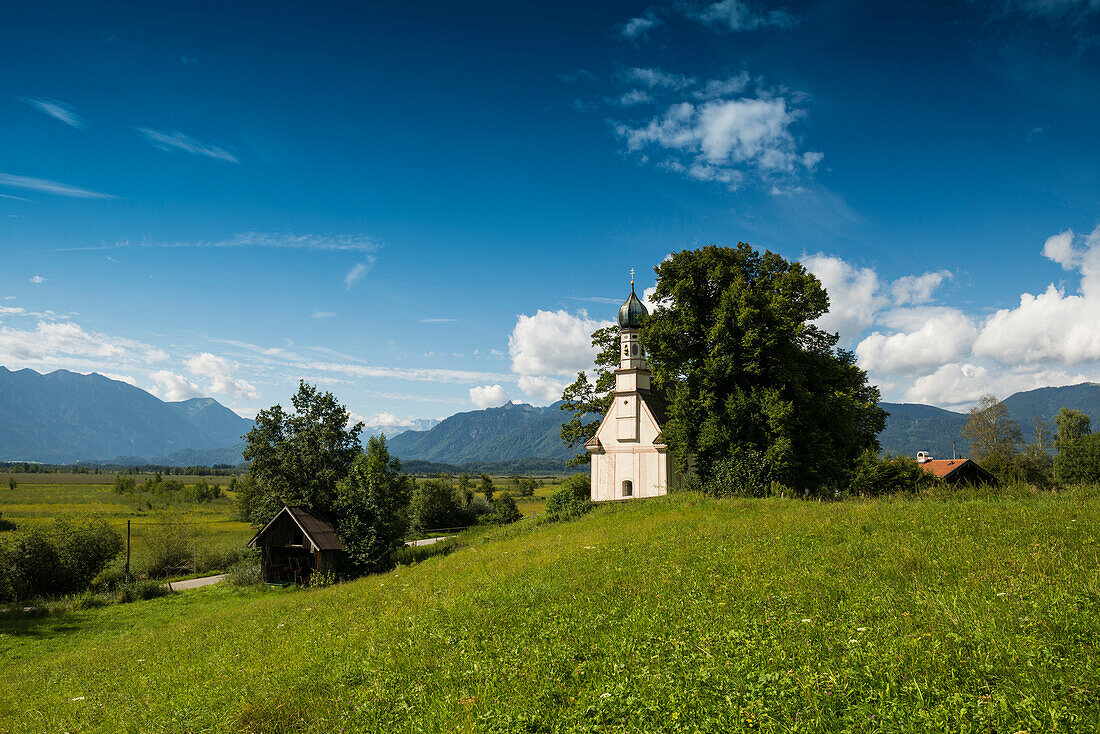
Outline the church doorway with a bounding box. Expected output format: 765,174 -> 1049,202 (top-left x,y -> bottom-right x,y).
622,480 -> 633,497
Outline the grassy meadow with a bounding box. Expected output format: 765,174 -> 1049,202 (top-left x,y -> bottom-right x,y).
2,490 -> 1098,733
0,473 -> 252,578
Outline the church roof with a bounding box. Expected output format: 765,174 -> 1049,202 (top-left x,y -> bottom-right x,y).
637,387 -> 668,426
618,284 -> 648,328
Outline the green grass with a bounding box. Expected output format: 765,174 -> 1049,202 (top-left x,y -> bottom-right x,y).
1,491 -> 1098,732
0,477 -> 251,577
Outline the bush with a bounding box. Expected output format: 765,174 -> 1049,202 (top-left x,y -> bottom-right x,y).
850,451 -> 937,496
113,474 -> 136,494
117,580 -> 171,603
487,492 -> 522,525
226,558 -> 264,587
545,474 -> 593,521
1055,432 -> 1100,485
0,518 -> 124,602
702,447 -> 775,498
144,517 -> 196,577
0,511 -> 15,532
393,537 -> 458,566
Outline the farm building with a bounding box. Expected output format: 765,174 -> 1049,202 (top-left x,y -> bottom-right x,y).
248,505 -> 345,583
916,452 -> 998,485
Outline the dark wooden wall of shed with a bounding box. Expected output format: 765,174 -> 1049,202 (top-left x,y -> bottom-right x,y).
258,513 -> 305,547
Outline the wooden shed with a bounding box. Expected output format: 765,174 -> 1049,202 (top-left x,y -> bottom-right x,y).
248,505 -> 345,583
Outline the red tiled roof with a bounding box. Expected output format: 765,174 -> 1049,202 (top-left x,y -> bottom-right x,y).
919,459 -> 970,478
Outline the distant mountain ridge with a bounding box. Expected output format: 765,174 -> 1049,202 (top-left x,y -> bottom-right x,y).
0,367 -> 253,464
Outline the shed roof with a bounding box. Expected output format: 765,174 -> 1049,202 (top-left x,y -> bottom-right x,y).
248,505 -> 345,552
918,458 -> 995,483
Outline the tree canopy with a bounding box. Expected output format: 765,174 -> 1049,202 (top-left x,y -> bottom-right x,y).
559,326 -> 619,465
336,435 -> 411,573
961,395 -> 1023,475
643,244 -> 885,492
242,381 -> 364,525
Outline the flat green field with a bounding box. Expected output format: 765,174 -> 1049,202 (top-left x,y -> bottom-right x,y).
2,491 -> 1097,733
0,475 -> 251,577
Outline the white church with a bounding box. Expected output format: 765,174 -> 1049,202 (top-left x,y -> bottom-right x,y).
586,276 -> 681,501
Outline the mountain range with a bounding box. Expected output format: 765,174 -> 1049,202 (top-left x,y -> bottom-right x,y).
0,367 -> 253,464
4,366 -> 1100,469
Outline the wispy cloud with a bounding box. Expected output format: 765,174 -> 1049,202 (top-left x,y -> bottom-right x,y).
344,258 -> 376,289
620,11 -> 662,39
564,295 -> 623,304
21,97 -> 86,128
136,128 -> 238,163
0,192 -> 34,202
626,67 -> 696,90
0,173 -> 115,199
29,275 -> 46,284
311,311 -> 337,319
418,318 -> 457,323
686,0 -> 798,32
59,231 -> 381,253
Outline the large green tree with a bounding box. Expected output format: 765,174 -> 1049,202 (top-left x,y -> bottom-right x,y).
336,435 -> 411,573
242,381 -> 364,524
559,326 -> 619,465
642,244 -> 886,492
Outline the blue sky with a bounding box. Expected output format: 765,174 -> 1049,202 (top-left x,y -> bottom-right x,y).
1,0 -> 1098,428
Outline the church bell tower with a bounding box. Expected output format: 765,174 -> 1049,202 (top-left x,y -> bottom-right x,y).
614,270 -> 650,441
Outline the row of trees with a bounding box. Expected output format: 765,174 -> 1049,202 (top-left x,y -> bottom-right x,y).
239,382 -> 525,575
962,396 -> 1099,486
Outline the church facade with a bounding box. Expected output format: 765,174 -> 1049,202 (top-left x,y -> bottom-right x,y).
586,278 -> 680,501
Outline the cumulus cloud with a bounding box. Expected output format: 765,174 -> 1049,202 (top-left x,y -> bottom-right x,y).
470,384 -> 511,409
136,128 -> 238,162
509,309 -> 614,378
617,95 -> 820,189
21,97 -> 85,128
0,321 -> 129,365
150,370 -> 203,401
803,254 -> 885,345
892,270 -> 952,305
686,0 -> 798,31
186,352 -> 261,400
620,11 -> 661,39
518,375 -> 565,402
856,310 -> 979,375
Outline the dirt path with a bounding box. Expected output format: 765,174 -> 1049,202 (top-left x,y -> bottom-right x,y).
168,574 -> 227,591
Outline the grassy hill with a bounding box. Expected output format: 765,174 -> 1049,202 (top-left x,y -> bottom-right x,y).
2,492 -> 1099,732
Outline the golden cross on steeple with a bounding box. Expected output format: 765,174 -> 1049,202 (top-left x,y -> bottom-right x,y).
630,267 -> 635,287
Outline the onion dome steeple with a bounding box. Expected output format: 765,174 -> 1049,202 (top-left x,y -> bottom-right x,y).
618,268 -> 648,329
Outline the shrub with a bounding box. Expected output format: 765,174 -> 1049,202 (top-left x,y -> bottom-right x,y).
393,537 -> 458,566
545,473 -> 593,521
308,569 -> 336,588
850,451 -> 937,496
1,518 -> 123,602
488,492 -> 522,525
0,511 -> 15,532
113,474 -> 136,494
117,580 -> 171,603
226,558 -> 264,587
702,447 -> 775,498
144,517 -> 196,577
1054,432 -> 1100,485
7,477 -> 15,491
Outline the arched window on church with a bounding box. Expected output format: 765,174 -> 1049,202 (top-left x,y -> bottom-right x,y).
622,480 -> 633,497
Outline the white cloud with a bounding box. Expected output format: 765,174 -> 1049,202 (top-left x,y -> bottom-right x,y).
150,370 -> 203,401
0,321 -> 129,365
185,352 -> 261,400
62,231 -> 381,253
29,275 -> 46,284
620,11 -> 661,39
891,270 -> 952,306
694,73 -> 752,99
687,0 -> 798,31
518,375 -> 565,402
803,253 -> 885,345
625,67 -> 696,90
311,311 -> 337,319
470,384 -> 511,409
0,172 -> 114,199
617,96 -> 820,187
1042,229 -> 1080,270
100,372 -> 138,387
21,98 -> 85,128
144,348 -> 170,362
902,363 -> 1090,408
509,309 -> 614,378
856,310 -> 979,375
619,89 -> 654,106
136,128 -> 238,162
344,258 -> 375,289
